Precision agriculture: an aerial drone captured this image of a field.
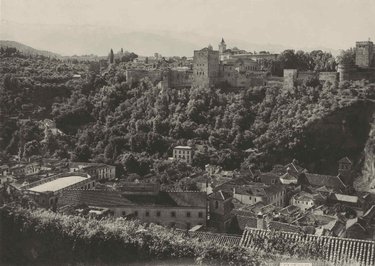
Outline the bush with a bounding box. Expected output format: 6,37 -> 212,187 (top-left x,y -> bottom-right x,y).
0,206 -> 263,265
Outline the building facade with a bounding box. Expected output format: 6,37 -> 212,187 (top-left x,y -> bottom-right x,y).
173,146 -> 192,164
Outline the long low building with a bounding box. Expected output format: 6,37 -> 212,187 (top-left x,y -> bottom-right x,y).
21,173 -> 95,208
58,188 -> 207,230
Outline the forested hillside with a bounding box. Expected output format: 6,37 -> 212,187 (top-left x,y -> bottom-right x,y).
1,47 -> 374,184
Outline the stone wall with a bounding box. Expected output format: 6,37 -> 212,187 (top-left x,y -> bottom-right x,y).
319,72 -> 339,84
168,68 -> 193,88
125,69 -> 163,85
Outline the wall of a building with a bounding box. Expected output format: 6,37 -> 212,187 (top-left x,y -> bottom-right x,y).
168,69 -> 193,88
125,69 -> 164,85
192,49 -> 219,88
356,41 -> 374,68
112,206 -> 207,229
173,148 -> 192,164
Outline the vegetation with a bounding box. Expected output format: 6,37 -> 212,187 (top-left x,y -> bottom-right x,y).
0,205 -> 328,265
1,47 -> 374,183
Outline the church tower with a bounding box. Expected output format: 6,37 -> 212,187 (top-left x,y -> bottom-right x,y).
218,38 -> 226,55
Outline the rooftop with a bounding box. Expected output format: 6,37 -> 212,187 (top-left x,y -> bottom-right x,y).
28,175 -> 89,193
305,173 -> 346,191
174,146 -> 192,150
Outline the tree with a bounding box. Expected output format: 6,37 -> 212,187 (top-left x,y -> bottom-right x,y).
108,49 -> 114,64
337,48 -> 355,65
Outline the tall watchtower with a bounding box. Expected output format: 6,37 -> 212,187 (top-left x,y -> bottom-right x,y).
355,41 -> 374,68
218,38 -> 227,55
192,47 -> 220,88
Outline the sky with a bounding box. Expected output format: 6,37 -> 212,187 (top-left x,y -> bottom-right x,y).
1,0 -> 374,56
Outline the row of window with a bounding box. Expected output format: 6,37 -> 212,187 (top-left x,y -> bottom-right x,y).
174,150 -> 191,155
122,210 -> 204,218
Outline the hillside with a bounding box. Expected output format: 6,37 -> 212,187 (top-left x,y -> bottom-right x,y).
0,40 -> 62,58
0,48 -> 374,187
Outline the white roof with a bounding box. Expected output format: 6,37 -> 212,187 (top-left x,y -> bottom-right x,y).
28,175 -> 89,192
174,146 -> 192,150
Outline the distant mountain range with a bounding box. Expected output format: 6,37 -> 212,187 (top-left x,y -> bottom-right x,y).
0,21 -> 342,57
0,40 -> 62,58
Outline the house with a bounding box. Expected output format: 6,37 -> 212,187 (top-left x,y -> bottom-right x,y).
208,190 -> 233,232
290,191 -> 317,211
58,188 -> 207,230
69,162 -> 116,180
233,183 -> 286,207
302,173 -> 347,193
173,146 -> 192,164
230,202 -> 279,233
257,172 -> 281,185
25,162 -> 41,175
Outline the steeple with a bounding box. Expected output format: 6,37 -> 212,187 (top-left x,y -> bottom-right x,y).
218,38 -> 227,55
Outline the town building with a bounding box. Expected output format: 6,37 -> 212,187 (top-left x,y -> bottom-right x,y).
290,191 -> 317,211
172,146 -> 192,164
233,183 -> 286,207
208,190 -> 233,232
69,162 -> 116,180
21,173 -> 95,208
58,184 -> 207,230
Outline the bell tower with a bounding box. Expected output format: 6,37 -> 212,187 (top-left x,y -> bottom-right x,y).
218,38 -> 226,55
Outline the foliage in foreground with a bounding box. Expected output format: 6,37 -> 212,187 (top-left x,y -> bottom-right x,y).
0,206 -> 330,265
0,206 -> 261,265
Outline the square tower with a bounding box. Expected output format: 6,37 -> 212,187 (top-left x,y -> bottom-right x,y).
192,47 -> 220,88
355,41 -> 374,68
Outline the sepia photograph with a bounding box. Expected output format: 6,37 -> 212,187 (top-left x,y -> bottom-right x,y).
0,0 -> 374,265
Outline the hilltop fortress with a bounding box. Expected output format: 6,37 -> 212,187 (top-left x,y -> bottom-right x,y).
284,40 -> 375,88
124,39 -> 375,90
126,38 -> 271,89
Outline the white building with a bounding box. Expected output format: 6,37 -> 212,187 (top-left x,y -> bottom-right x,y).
173,146 -> 192,164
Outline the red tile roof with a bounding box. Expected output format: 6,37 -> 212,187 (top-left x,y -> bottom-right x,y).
240,227 -> 375,265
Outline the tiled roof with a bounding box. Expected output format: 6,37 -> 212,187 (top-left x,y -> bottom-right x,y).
330,193 -> 358,204
240,227 -> 375,265
58,190 -> 206,208
305,173 -> 346,191
363,205 -> 375,220
235,215 -> 257,230
187,231 -> 241,246
259,172 -> 280,184
58,190 -> 134,207
208,190 -> 232,201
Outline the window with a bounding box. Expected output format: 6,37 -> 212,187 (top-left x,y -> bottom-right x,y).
186,223 -> 191,230
134,211 -> 138,217
254,198 -> 257,202
186,212 -> 191,218
122,211 -> 126,216
198,212 -> 203,218
156,211 -> 161,217
145,211 -> 150,217
215,201 -> 219,209
271,179 -> 275,184
171,211 -> 176,217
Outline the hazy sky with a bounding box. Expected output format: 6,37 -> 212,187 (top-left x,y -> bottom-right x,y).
1,0 -> 374,56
